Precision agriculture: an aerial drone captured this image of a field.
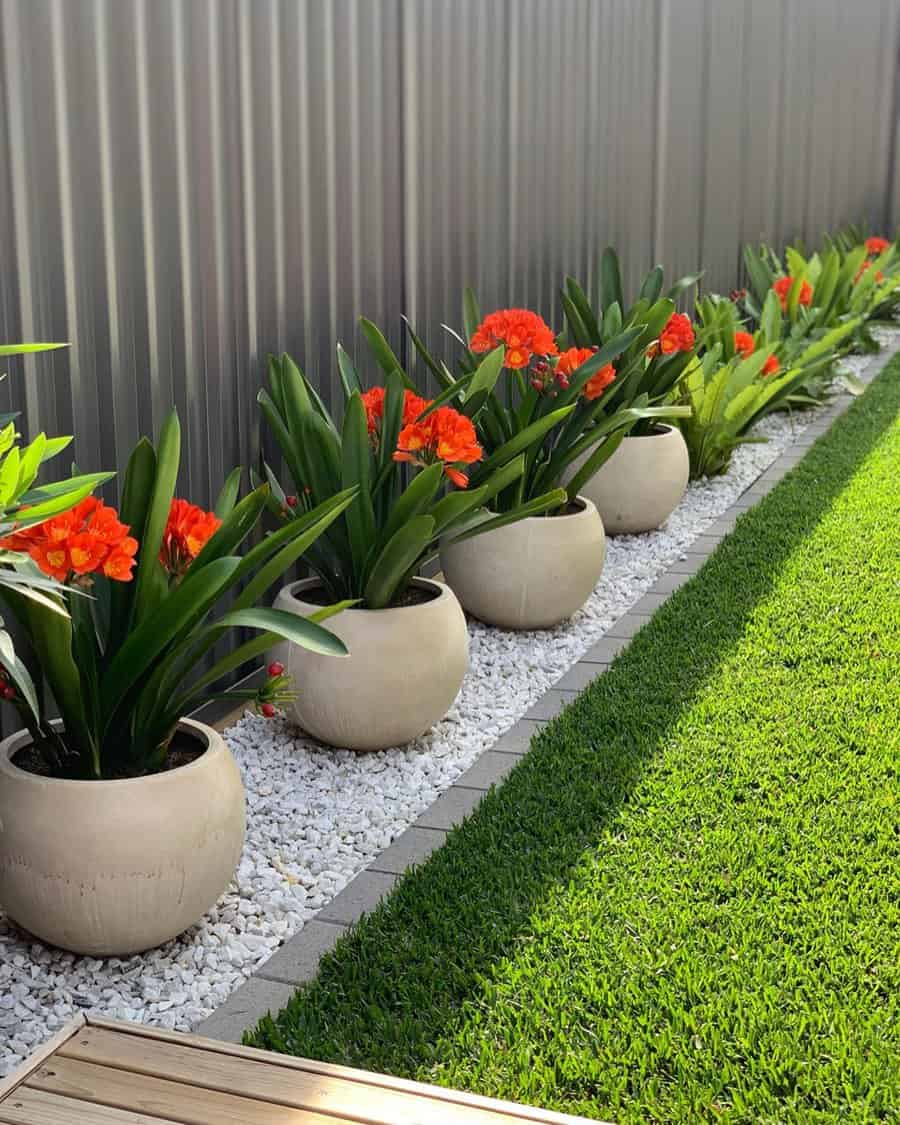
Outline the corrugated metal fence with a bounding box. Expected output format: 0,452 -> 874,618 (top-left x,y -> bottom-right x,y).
1,0 -> 898,494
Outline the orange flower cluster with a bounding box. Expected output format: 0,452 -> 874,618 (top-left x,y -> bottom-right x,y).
394,405 -> 483,488
773,276 -> 813,311
159,499 -> 221,578
648,312 -> 695,358
865,236 -> 890,256
733,326 -> 779,375
554,347 -> 593,382
361,386 -> 429,434
0,497 -> 138,583
734,330 -> 755,358
854,259 -> 884,285
585,363 -> 616,400
549,347 -> 617,400
470,309 -> 559,369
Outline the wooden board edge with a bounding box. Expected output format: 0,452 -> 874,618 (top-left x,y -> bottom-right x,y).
0,1015 -> 86,1103
83,1017 -> 603,1124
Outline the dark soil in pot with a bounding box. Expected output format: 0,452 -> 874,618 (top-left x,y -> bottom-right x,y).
11,726 -> 206,780
298,581 -> 441,610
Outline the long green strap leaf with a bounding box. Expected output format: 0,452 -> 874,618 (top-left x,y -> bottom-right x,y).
360,318 -> 415,389
599,247 -> 624,313
564,276 -> 602,343
10,474 -> 113,524
429,483 -> 490,537
462,287 -> 482,344
214,467 -> 243,518
152,488 -> 358,703
379,462 -> 443,550
0,342 -> 68,356
341,393 -> 376,578
445,489 -> 568,545
565,428 -> 627,501
469,405 -> 575,485
258,388 -> 306,491
337,343 -> 363,400
192,487 -> 268,569
132,410 -> 181,626
2,585 -> 93,760
101,556 -> 240,728
0,625 -> 40,722
214,607 -> 347,656
639,265 -> 664,303
363,514 -> 435,609
402,316 -> 454,390
561,291 -> 592,347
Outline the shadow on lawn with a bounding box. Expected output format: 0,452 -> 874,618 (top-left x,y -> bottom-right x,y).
247,367 -> 898,1074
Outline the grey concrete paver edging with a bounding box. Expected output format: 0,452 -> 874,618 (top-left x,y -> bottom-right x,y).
197,344 -> 896,1041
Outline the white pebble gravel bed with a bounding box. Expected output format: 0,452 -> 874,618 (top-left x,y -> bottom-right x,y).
0,338 -> 895,1077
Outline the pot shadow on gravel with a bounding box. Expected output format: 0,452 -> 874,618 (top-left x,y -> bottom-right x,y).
247,373 -> 896,1075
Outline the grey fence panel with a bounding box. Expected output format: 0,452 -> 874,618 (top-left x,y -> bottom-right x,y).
700,0 -> 747,293
654,0 -> 706,286
0,0 -> 896,723
740,0 -> 787,251
2,0 -> 896,473
401,0 -> 514,362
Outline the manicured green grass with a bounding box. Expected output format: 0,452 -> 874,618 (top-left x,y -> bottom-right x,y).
248,360 -> 900,1123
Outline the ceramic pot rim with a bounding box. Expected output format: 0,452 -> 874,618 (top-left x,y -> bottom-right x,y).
519,494 -> 596,522
621,422 -> 679,439
281,575 -> 454,614
0,717 -> 217,788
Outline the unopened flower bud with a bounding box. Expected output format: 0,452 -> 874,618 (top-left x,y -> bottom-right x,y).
557,374 -> 570,389
260,702 -> 276,718
285,495 -> 298,508
534,360 -> 549,374
268,661 -> 285,678
530,378 -> 544,392
1,684 -> 16,701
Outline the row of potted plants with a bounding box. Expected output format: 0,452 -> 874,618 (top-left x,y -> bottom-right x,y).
0,230 -> 895,957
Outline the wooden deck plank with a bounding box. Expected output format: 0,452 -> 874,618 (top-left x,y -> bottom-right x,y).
82,1018 -> 597,1125
25,1056 -> 358,1125
2,1017 -> 598,1125
61,1026 -> 552,1125
0,1086 -> 183,1125
0,1017 -> 85,1103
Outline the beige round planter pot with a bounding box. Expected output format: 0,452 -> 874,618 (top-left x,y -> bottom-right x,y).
564,424 -> 689,535
0,719 -> 246,956
272,577 -> 469,751
439,496 -> 606,630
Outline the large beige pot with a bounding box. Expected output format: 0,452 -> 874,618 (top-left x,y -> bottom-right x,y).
564,424 -> 689,535
439,496 -> 606,630
272,577 -> 468,751
0,719 -> 246,956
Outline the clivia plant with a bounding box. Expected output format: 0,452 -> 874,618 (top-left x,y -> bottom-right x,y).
0,342 -> 114,697
558,246 -> 700,435
741,238 -> 899,354
395,299 -> 669,629
678,294 -> 861,478
0,408 -> 355,779
397,289 -> 674,513
257,345 -> 563,611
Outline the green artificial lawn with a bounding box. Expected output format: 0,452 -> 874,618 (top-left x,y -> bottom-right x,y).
248,359 -> 900,1123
